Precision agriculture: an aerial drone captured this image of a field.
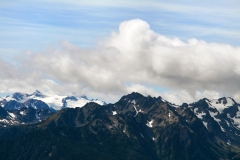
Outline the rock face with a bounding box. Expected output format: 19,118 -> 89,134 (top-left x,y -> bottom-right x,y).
182,97 -> 240,146
0,92 -> 239,160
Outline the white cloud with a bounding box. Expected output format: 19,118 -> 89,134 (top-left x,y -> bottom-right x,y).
160,90 -> 222,105
162,90 -> 194,105
126,84 -> 160,98
1,19 -> 240,104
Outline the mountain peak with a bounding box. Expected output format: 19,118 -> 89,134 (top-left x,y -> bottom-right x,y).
12,92 -> 28,101
126,92 -> 144,99
117,92 -> 144,104
31,90 -> 45,97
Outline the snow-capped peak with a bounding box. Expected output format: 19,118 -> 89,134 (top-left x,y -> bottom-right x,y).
0,91 -> 107,110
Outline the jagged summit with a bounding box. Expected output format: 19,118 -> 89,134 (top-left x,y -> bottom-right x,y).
12,92 -> 28,101
118,92 -> 166,104
38,93 -> 240,159
118,92 -> 144,101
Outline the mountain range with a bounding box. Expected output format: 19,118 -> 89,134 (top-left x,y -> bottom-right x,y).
0,90 -> 106,126
0,91 -> 240,159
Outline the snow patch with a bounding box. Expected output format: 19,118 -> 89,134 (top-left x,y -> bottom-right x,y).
66,98 -> 88,108
31,103 -> 37,109
39,95 -> 105,110
227,140 -> 231,145
35,112 -> 40,120
131,100 -> 136,105
225,120 -> 230,127
220,126 -> 225,132
196,112 -> 206,120
146,120 -> 153,128
193,108 -> 198,113
209,98 -> 234,112
209,111 -> 220,122
7,112 -> 16,119
133,102 -> 139,117
202,121 -> 208,129
0,119 -> 9,123
20,111 -> 26,116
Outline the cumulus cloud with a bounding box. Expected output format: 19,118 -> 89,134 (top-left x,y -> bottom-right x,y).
1,19 -> 240,104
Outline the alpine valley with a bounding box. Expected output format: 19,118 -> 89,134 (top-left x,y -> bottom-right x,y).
0,91 -> 240,160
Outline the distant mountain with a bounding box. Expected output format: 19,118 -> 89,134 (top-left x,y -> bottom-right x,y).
0,92 -> 239,159
0,90 -> 106,110
0,90 -> 106,126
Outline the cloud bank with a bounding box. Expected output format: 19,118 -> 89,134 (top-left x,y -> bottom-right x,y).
1,19 -> 240,104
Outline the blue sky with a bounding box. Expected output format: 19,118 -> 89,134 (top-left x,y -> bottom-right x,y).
1,0 -> 239,58
0,0 -> 240,103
